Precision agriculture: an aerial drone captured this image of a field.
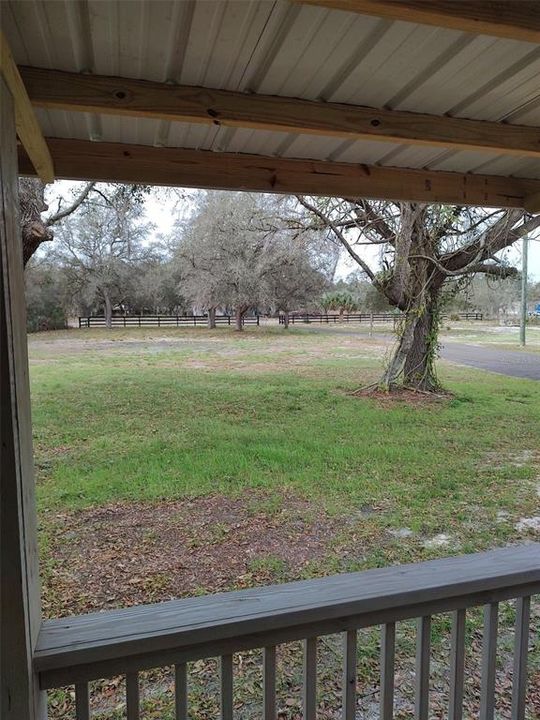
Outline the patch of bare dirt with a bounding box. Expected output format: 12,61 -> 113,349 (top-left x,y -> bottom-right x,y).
42,491 -> 347,618
351,387 -> 452,407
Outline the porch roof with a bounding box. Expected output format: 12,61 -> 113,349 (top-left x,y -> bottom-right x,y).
2,0 -> 540,207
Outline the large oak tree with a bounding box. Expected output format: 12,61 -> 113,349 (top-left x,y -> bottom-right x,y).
296,198 -> 540,392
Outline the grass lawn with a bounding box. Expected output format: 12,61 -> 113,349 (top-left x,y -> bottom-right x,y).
29,326 -> 540,719
439,320 -> 540,351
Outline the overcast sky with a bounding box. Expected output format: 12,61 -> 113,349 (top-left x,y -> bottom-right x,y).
48,181 -> 540,281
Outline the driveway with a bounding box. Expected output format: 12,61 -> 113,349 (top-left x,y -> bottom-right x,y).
292,325 -> 540,381
440,342 -> 540,380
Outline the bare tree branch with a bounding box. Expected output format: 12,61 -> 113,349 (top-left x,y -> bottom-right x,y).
46,182 -> 96,226
295,196 -> 379,284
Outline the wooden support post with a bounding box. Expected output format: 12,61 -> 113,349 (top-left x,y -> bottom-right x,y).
0,77 -> 46,718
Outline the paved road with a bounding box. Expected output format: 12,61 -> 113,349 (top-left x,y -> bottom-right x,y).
294,325 -> 540,380
439,342 -> 540,380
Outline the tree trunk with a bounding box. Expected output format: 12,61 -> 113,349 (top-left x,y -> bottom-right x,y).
382,293 -> 440,391
283,311 -> 289,329
235,307 -> 246,331
19,179 -> 53,266
208,306 -> 216,329
402,298 -> 439,391
103,293 -> 113,329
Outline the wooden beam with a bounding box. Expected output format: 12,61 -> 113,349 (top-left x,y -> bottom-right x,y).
17,137 -> 540,209
524,190 -> 540,214
0,33 -> 53,183
19,66 -> 540,159
296,1 -> 540,44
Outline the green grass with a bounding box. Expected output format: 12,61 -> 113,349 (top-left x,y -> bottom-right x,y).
31,327 -> 540,547
31,327 -> 540,720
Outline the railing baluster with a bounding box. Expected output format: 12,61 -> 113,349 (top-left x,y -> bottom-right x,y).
511,596 -> 530,720
126,672 -> 140,720
380,622 -> 395,720
75,682 -> 90,720
221,654 -> 233,720
415,616 -> 431,720
263,645 -> 276,720
343,629 -> 357,720
175,663 -> 188,720
449,609 -> 466,720
480,602 -> 499,720
303,637 -> 317,720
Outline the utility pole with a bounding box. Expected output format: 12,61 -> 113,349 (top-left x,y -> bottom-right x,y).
520,235 -> 529,346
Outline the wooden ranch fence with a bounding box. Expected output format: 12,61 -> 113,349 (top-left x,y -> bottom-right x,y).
280,312 -> 483,325
78,315 -> 260,328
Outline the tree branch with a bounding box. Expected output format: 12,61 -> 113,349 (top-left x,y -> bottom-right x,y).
295,196 -> 378,284
46,182 -> 96,225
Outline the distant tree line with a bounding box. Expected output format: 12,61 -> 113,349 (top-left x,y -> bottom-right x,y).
23,182 -> 539,384
24,187 -> 336,331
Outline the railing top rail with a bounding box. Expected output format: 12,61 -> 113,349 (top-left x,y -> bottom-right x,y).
35,544 -> 539,686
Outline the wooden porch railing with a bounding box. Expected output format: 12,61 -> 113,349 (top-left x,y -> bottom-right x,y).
35,544 -> 539,719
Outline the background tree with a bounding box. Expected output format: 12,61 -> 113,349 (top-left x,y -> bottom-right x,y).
175,192 -> 327,331
297,198 -> 540,392
53,185 -> 153,327
265,238 -> 328,328
320,290 -> 359,318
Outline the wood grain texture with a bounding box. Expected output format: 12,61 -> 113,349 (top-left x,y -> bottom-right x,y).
0,33 -> 53,182
511,596 -> 530,720
18,138 -> 540,209
19,66 -> 540,159
342,629 -> 357,720
415,616 -> 431,720
175,664 -> 188,720
33,544 -> 540,689
0,76 -> 45,720
380,622 -> 395,720
480,603 -> 499,720
303,638 -> 317,720
524,191 -> 540,214
75,683 -> 90,720
220,655 -> 233,720
296,1 -> 540,43
126,672 -> 139,720
263,646 -> 276,720
448,609 -> 466,720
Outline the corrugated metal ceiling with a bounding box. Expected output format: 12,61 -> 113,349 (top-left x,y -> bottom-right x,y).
3,0 -> 540,179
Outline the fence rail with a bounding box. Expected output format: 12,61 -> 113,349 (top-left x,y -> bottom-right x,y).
78,315 -> 260,328
280,312 -> 483,325
34,544 -> 539,719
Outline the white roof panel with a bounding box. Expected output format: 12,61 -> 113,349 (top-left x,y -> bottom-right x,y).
4,0 -> 540,181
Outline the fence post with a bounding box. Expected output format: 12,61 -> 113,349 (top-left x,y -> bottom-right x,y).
158,316 -> 161,327
139,315 -> 141,327
257,315 -> 260,326
370,313 -> 373,337
228,316 -> 231,326
123,316 -> 126,328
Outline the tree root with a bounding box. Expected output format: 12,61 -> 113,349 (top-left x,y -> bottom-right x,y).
349,382 -> 453,402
